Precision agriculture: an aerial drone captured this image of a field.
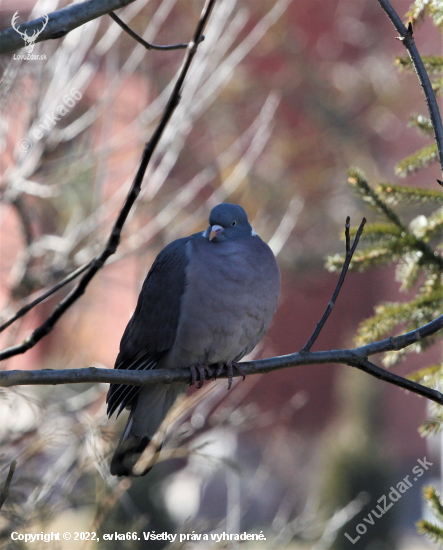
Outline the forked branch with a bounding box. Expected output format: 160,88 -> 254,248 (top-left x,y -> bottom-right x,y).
301,217 -> 366,353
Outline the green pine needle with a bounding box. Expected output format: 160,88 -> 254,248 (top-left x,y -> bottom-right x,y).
326,239 -> 413,273
410,114 -> 434,135
417,486 -> 443,542
424,486 -> 443,523
416,519 -> 443,542
395,144 -> 438,177
408,364 -> 443,382
382,348 -> 409,367
355,292 -> 443,346
420,418 -> 443,437
407,0 -> 433,24
347,169 -> 406,228
346,223 -> 402,244
430,4 -> 443,26
432,78 -> 443,95
396,55 -> 443,73
395,252 -> 422,290
326,232 -> 436,273
415,207 -> 443,240
377,183 -> 443,205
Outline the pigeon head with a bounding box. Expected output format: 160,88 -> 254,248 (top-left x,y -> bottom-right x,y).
205,203 -> 255,242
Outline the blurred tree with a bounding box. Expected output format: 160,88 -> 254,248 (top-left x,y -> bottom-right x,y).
318,370 -> 396,550
322,1 -> 443,545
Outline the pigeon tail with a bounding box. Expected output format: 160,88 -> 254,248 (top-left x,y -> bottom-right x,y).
110,383 -> 187,476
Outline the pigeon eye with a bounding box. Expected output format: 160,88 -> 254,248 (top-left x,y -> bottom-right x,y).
232,221 -> 236,226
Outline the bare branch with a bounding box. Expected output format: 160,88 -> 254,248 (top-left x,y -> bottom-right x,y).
345,215 -> 350,254
377,0 -> 443,177
109,12 -> 204,51
301,217 -> 367,353
10,196 -> 33,249
351,357 -> 436,401
355,314 -> 443,356
0,0 -> 217,362
0,260 -> 93,333
0,0 -> 138,55
0,460 -> 17,510
1,327 -> 443,406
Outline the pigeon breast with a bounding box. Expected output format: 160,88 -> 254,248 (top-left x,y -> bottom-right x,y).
162,233 -> 280,369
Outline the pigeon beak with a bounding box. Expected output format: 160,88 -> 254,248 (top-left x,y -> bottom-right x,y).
209,225 -> 224,241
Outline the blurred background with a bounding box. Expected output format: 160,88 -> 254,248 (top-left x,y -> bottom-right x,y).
1,0 -> 442,548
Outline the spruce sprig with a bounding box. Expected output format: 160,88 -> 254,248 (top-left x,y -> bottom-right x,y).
395,144 -> 438,177
417,486 -> 443,543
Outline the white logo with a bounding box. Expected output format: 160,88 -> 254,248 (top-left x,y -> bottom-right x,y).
12,11 -> 48,53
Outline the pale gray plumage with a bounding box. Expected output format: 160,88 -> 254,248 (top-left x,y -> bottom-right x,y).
108,203 -> 280,476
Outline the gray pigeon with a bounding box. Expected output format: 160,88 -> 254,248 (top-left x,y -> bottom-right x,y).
107,203 -> 280,476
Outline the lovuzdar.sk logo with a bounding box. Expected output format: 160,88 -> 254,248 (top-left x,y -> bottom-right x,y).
12,11 -> 48,55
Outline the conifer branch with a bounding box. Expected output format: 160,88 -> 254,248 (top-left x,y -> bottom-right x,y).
417,486 -> 443,542
347,170 -> 443,269
409,115 -> 434,136
376,183 -> 443,205
423,485 -> 443,521
395,144 -> 438,176
416,519 -> 443,543
432,78 -> 443,96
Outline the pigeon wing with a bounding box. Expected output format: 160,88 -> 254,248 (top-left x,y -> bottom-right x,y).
106,236 -> 190,417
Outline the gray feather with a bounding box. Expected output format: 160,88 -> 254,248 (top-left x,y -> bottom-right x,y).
110,383 -> 187,476
108,203 -> 280,477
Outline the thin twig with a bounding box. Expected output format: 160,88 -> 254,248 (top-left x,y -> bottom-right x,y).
109,12 -> 204,51
350,357 -> 438,401
345,215 -> 350,254
377,0 -> 443,177
0,260 -> 93,333
0,0 -> 217,363
301,217 -> 367,353
7,196 -> 35,298
0,460 -> 17,510
11,196 -> 33,248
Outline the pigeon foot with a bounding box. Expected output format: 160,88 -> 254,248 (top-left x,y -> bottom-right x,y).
215,361 -> 246,390
189,364 -> 213,388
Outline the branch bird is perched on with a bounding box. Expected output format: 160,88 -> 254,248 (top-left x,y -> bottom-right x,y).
107,203 -> 281,476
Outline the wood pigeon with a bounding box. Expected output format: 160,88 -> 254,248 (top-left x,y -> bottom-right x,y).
107,203 -> 281,476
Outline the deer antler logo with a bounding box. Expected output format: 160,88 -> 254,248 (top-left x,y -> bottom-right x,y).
12,11 -> 49,54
